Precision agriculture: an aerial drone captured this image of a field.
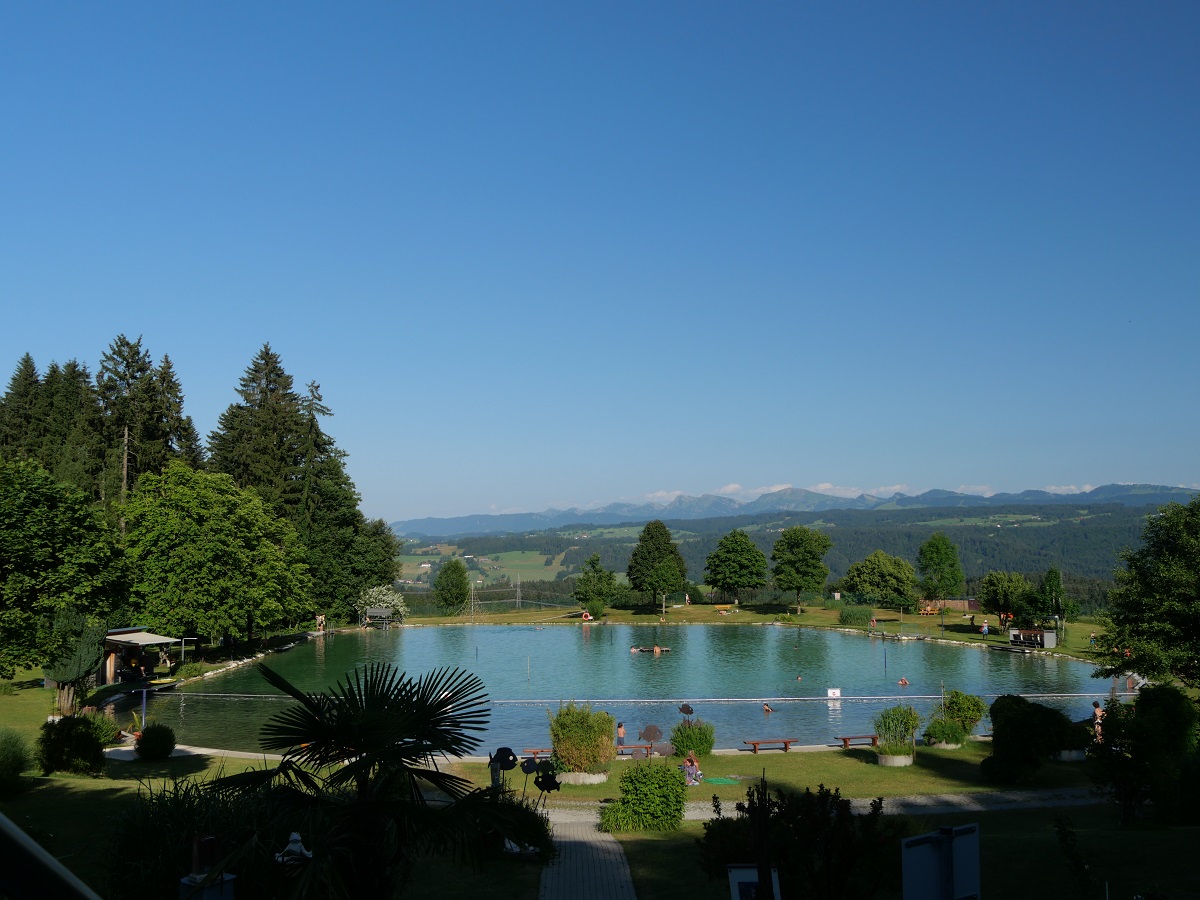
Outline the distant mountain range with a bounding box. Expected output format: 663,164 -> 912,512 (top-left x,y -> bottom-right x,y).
388,483 -> 1196,538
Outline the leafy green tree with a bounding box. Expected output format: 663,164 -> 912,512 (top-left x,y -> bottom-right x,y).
0,459 -> 125,679
433,558 -> 471,611
123,462 -> 310,642
978,571 -> 1035,624
841,550 -> 917,604
1097,496 -> 1200,688
916,532 -> 965,601
771,525 -> 832,599
626,520 -> 687,603
573,553 -> 618,616
704,529 -> 767,602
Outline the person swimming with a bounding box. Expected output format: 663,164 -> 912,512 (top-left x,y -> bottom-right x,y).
898,677 -> 909,686
763,702 -> 774,714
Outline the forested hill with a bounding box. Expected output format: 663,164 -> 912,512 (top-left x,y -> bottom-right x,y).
389,483 -> 1193,537
446,503 -> 1153,585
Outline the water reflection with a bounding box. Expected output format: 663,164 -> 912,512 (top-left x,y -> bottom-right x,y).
143,624 -> 1111,753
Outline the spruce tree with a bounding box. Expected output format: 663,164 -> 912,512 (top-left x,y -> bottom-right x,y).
0,353 -> 46,459
96,334 -> 157,509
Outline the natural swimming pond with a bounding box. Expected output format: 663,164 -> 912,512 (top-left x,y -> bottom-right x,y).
142,624 -> 1111,754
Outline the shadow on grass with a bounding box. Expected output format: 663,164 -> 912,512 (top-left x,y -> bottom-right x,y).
105,753 -> 216,782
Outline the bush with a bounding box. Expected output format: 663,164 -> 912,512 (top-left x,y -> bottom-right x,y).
670,719 -> 715,757
583,599 -> 606,620
175,662 -> 204,679
984,694 -> 1072,784
822,597 -> 845,611
0,728 -> 31,798
943,690 -> 988,734
548,702 -> 615,773
135,723 -> 177,761
873,705 -> 920,755
598,762 -> 686,832
838,606 -> 871,627
0,680 -> 15,696
84,712 -> 123,746
38,716 -> 105,775
923,716 -> 967,746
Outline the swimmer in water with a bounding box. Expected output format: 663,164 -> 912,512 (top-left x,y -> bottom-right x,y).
763,702 -> 774,714
898,677 -> 909,686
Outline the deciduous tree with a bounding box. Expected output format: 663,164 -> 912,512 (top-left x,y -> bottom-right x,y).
0,459 -> 125,678
841,550 -> 917,604
770,526 -> 832,599
916,532 -> 965,601
573,553 -> 618,615
123,462 -> 310,642
626,520 -> 686,602
433,559 -> 471,611
704,530 -> 767,603
1097,496 -> 1200,688
977,571 -> 1035,624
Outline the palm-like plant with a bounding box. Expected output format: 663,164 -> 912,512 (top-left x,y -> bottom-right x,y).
212,662 -> 550,897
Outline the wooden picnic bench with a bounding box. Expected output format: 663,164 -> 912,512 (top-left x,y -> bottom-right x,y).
918,606 -> 937,616
523,747 -> 553,760
616,743 -> 654,756
834,734 -> 879,750
714,604 -> 733,615
743,738 -> 801,754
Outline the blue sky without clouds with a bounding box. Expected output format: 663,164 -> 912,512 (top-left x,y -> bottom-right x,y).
2,3 -> 1197,521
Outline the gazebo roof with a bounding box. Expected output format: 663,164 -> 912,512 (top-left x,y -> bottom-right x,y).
105,628 -> 179,646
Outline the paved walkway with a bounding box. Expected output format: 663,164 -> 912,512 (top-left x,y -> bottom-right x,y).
539,805 -> 637,900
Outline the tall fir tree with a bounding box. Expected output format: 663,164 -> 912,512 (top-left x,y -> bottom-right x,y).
152,354 -> 205,468
0,353 -> 46,459
41,359 -> 104,497
96,334 -> 157,510
208,344 -> 304,518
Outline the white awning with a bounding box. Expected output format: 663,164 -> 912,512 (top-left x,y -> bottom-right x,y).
105,629 -> 180,646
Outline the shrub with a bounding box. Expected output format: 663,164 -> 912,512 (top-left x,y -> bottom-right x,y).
583,599 -> 606,620
0,680 -> 15,696
0,728 -> 31,798
670,719 -> 715,757
943,690 -> 988,734
923,716 -> 967,746
548,702 -> 615,773
838,606 -> 871,627
84,712 -> 123,746
176,662 -> 204,679
823,596 -> 845,610
873,705 -> 920,755
135,723 -> 177,761
984,694 -> 1072,784
37,716 -> 105,775
697,781 -> 911,899
598,762 -> 686,832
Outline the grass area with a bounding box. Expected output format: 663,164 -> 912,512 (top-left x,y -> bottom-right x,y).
0,752 -> 269,893
449,741 -> 1091,807
615,806 -> 1200,900
0,670 -> 56,742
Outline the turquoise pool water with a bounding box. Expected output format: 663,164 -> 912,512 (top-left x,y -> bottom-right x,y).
140,623 -> 1111,754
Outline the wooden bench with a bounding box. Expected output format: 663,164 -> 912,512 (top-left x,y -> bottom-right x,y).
616,743 -> 654,756
523,747 -> 553,760
919,606 -> 938,615
834,734 -> 879,750
714,604 -> 733,615
743,738 -> 800,754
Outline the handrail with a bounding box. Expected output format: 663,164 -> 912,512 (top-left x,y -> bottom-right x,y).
0,809 -> 103,899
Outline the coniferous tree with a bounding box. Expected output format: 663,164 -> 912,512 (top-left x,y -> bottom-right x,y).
96,334 -> 157,510
627,520 -> 687,603
152,355 -> 204,468
0,353 -> 46,459
41,360 -> 104,496
208,343 -> 304,518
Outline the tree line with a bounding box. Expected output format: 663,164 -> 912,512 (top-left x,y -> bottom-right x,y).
0,338 -> 399,680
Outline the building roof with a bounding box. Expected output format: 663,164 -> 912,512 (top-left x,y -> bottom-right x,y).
105,628 -> 179,646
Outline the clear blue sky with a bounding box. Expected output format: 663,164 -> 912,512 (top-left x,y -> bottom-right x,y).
2,3 -> 1197,522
